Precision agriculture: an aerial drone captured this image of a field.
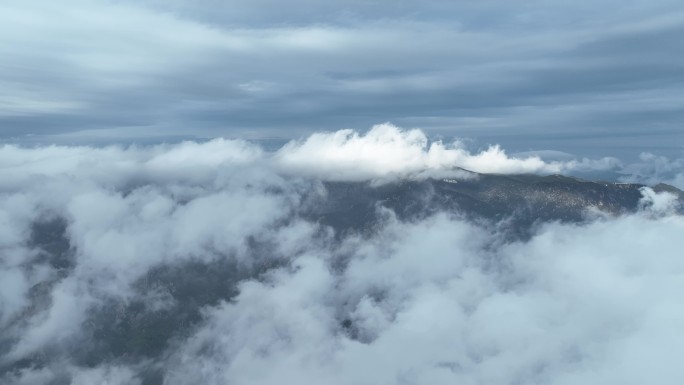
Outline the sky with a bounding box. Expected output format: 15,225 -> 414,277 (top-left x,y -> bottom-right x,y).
2,0 -> 684,160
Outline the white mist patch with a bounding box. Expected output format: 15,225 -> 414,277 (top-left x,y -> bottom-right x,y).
0,139 -> 263,190
639,187 -> 680,215
620,152 -> 684,189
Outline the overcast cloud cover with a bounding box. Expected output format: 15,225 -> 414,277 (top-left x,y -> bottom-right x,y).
1,0 -> 683,159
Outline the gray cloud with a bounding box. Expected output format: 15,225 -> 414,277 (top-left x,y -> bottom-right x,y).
1,0 -> 683,159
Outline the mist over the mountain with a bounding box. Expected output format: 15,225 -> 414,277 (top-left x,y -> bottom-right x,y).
1,125 -> 684,385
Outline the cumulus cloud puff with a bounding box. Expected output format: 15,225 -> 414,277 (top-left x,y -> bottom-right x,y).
275,123 -> 622,180
1,127 -> 683,384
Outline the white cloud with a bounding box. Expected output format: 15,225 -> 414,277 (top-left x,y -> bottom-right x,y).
1,124 -> 631,187
163,208 -> 684,385
620,152 -> 684,189
273,125 -> 681,182
638,187 -> 680,215
274,123 -> 625,180
0,128 -> 682,384
6,278 -> 92,361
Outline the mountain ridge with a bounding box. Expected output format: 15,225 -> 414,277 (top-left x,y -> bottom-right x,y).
308,172 -> 683,239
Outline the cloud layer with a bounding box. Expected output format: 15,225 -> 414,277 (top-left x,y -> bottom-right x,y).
2,0 -> 683,159
1,128 -> 683,384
